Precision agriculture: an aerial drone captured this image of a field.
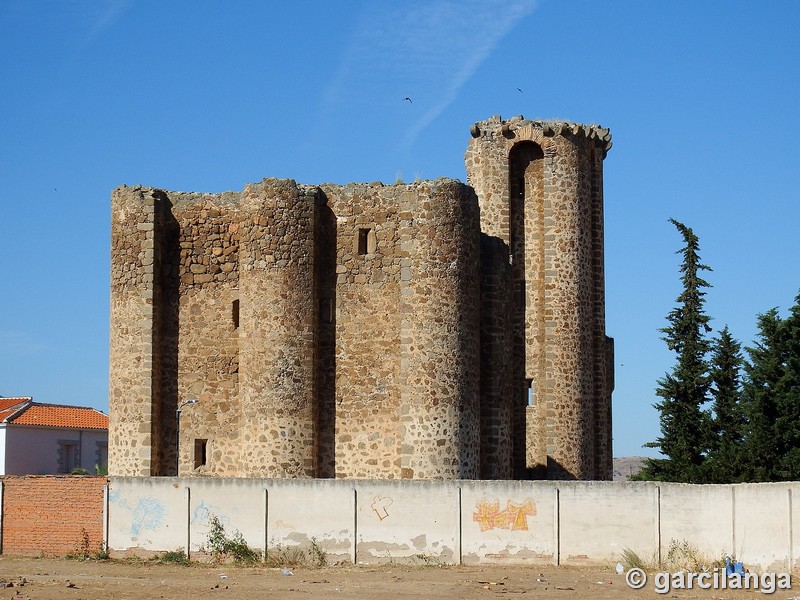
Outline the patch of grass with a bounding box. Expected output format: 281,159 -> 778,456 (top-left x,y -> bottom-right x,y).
266,544 -> 307,567
620,540 -> 727,572
158,548 -> 190,565
265,538 -> 328,568
620,547 -> 652,570
412,553 -> 441,567
664,538 -> 724,572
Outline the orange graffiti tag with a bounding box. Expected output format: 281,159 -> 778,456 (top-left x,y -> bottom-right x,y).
473,499 -> 536,532
371,495 -> 393,521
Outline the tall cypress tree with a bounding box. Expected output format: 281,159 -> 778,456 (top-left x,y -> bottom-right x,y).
705,326 -> 746,483
742,309 -> 785,481
640,219 -> 713,482
742,293 -> 800,481
778,294 -> 800,479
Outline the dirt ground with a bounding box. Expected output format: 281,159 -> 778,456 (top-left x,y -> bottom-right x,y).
0,557 -> 795,599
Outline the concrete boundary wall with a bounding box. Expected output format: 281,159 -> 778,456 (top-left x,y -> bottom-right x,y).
107,478 -> 800,571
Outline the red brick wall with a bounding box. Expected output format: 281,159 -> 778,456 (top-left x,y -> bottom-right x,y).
1,475 -> 107,556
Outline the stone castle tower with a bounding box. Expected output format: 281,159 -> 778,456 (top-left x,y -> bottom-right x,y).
109,115 -> 614,480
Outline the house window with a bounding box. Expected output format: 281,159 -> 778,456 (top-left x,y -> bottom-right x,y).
232,299 -> 240,329
95,442 -> 108,474
58,440 -> 80,473
194,439 -> 208,468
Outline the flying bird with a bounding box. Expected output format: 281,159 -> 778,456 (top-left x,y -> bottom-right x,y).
517,87 -> 523,93
403,97 -> 412,103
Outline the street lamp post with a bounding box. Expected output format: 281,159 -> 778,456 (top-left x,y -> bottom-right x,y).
176,398 -> 197,476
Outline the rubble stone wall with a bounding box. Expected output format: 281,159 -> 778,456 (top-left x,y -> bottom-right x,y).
109,115 -> 613,481
465,116 -> 613,480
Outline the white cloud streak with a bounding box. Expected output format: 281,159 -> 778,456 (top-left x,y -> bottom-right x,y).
83,0 -> 132,46
322,0 -> 538,149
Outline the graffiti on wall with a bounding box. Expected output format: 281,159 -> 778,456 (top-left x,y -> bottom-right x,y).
371,495 -> 393,521
472,499 -> 536,532
109,489 -> 168,536
191,500 -> 231,528
130,497 -> 166,535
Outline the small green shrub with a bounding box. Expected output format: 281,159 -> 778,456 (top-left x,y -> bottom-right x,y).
66,528 -> 92,560
308,538 -> 327,567
158,548 -> 190,565
94,543 -> 110,560
664,538 -> 724,571
620,547 -> 652,570
206,515 -> 261,564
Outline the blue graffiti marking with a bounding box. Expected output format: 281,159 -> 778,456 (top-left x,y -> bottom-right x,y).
130,497 -> 166,535
191,500 -> 230,528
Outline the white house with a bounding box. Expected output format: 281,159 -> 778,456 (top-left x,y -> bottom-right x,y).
0,397 -> 108,475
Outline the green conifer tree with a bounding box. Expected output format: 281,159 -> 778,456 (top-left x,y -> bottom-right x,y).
639,219 -> 713,482
742,293 -> 800,481
741,309 -> 785,481
705,326 -> 746,483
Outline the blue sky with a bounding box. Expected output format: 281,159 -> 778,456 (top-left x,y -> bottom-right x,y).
1,1 -> 798,458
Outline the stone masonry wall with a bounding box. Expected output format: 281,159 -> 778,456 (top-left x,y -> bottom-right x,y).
109,115 -> 613,481
322,179 -> 481,479
169,191 -> 241,476
109,186 -> 159,476
238,179 -> 317,477
479,235 -> 513,479
465,115 -> 613,480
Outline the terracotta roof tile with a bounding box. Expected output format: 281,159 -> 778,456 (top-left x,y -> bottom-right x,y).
7,402 -> 108,430
0,397 -> 32,422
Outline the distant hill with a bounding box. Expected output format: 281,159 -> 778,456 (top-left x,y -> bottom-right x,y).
612,456 -> 647,481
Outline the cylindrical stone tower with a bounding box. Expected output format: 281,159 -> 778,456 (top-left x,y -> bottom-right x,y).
465,115 -> 613,480
397,180 -> 481,479
238,178 -> 317,477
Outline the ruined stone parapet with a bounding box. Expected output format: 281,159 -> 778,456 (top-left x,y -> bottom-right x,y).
468,114 -> 612,154
238,179 -> 317,477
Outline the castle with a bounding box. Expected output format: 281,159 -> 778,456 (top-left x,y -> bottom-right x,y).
109,114 -> 614,480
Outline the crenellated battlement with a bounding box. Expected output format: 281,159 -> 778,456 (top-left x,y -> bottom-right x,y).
469,114 -> 612,157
